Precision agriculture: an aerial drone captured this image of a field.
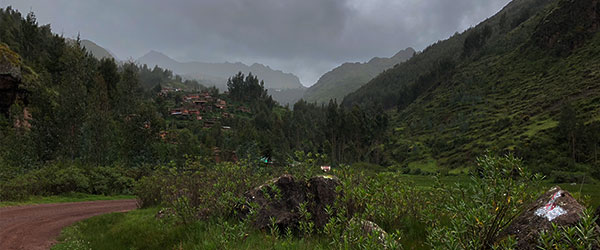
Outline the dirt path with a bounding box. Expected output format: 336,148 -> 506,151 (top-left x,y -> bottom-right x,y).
0,199 -> 137,250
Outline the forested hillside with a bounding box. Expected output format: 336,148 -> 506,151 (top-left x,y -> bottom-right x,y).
343,0 -> 600,180
0,7 -> 387,199
304,48 -> 415,104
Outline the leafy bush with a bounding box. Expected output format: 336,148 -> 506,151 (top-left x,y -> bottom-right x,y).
425,154 -> 543,249
0,163 -> 133,201
134,159 -> 264,223
537,209 -> 599,249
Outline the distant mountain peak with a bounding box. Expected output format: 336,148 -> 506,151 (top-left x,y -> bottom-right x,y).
304,47 -> 415,104
392,47 -> 416,60
77,39 -> 118,60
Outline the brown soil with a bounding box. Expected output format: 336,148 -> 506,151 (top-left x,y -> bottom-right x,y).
0,199 -> 137,250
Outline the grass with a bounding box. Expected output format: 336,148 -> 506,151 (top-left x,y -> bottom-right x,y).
0,192 -> 135,208
52,207 -> 330,250
51,175 -> 600,250
522,118 -> 558,137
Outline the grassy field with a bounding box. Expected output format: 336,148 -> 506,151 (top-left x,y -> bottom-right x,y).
396,174 -> 600,208
51,174 -> 599,250
0,192 -> 135,208
52,208 -> 331,250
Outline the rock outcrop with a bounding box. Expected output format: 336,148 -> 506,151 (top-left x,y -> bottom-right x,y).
505,186 -> 585,249
242,174 -> 340,231
0,44 -> 25,116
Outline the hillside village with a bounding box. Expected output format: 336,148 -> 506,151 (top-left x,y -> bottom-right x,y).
162,88 -> 251,129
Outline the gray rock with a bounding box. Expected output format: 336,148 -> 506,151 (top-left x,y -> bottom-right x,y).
505,186 -> 585,249
242,174 -> 340,232
347,218 -> 392,248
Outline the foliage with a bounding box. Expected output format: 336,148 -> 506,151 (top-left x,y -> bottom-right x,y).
0,163 -> 133,201
425,154 -> 543,249
537,209 -> 599,249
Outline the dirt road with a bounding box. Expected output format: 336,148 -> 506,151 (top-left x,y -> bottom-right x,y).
0,199 -> 137,250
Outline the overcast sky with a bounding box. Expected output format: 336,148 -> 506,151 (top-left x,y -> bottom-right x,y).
1,0 -> 510,86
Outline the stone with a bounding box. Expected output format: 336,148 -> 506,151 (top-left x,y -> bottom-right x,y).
505,186 -> 585,249
244,174 -> 306,230
347,218 -> 391,248
242,174 -> 340,231
307,175 -> 340,228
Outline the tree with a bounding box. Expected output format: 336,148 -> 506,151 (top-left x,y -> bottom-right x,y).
558,103 -> 582,161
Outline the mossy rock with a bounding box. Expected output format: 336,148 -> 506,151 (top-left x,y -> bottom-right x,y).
0,43 -> 22,80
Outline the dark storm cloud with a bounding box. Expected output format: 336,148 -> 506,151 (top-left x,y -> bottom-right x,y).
1,0 -> 510,85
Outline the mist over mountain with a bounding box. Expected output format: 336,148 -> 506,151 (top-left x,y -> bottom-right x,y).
137,50 -> 306,105
80,39 -> 117,60
304,47 -> 415,104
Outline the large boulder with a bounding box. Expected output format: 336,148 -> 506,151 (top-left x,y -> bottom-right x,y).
505,186 -> 585,249
307,175 -> 340,228
243,174 -> 339,231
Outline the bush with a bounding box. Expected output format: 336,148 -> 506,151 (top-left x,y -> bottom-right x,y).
537,209 -> 599,249
0,163 -> 134,201
425,153 -> 543,249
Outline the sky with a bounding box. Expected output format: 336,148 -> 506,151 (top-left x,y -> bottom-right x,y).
1,0 -> 511,86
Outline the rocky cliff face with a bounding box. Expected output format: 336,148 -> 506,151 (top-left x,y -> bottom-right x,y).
0,44 -> 26,117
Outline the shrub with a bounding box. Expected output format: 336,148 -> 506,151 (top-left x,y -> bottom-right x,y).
537,209 -> 599,249
425,153 -> 543,249
0,163 -> 134,201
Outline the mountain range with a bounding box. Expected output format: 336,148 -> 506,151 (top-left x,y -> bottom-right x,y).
304,48 -> 415,104
137,50 -> 306,105
342,0 -> 600,175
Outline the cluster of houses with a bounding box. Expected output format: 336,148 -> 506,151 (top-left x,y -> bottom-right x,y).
167,91 -> 252,130
169,92 -> 227,121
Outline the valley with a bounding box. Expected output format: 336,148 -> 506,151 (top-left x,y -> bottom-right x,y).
0,0 -> 599,249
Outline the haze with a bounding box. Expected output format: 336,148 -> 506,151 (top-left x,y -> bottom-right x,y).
2,0 -> 510,85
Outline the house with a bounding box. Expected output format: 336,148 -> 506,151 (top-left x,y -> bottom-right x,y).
237,106 -> 251,113
203,119 -> 216,128
170,108 -> 190,118
193,99 -> 208,106
215,99 -> 227,109
320,166 -> 331,172
184,95 -> 196,102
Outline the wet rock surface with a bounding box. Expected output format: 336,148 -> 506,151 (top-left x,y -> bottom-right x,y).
505,186 -> 585,249
243,174 -> 339,231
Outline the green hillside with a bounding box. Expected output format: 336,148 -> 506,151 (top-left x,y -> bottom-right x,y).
304,48 -> 414,104
344,0 -> 600,178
